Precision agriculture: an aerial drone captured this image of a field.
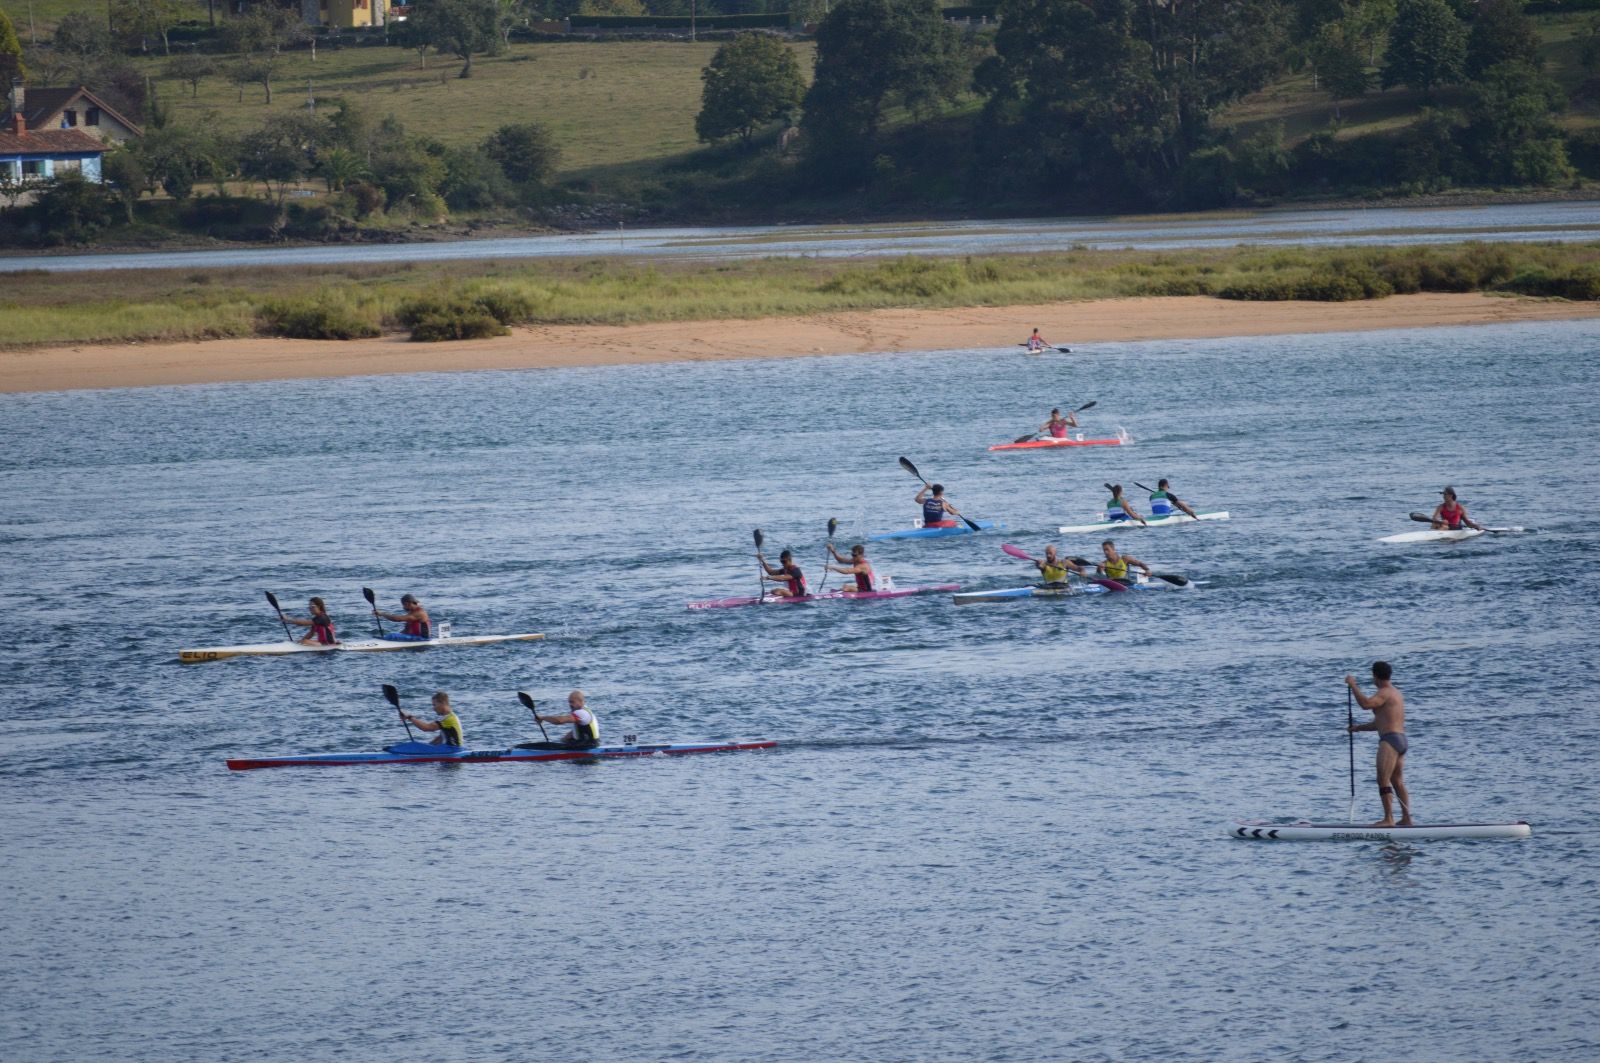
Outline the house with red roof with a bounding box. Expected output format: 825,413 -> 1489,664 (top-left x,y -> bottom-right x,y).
2,84 -> 116,193
3,84 -> 144,145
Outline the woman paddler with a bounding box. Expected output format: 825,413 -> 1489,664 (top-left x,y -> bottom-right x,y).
825,543 -> 876,592
757,548 -> 808,598
1104,484 -> 1148,527
1040,407 -> 1078,439
375,593 -> 431,641
1431,486 -> 1482,531
285,597 -> 338,646
915,483 -> 965,528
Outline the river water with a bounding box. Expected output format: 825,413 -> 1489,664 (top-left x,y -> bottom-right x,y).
2,200 -> 1598,273
3,319 -> 1598,1061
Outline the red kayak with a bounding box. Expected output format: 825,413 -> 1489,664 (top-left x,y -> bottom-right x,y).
989,426 -> 1131,451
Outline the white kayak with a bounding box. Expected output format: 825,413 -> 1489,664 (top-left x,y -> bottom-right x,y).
1228,820 -> 1531,842
179,633 -> 545,663
1059,509 -> 1229,534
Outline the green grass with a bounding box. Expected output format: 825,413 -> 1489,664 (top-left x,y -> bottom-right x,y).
3,241 -> 1596,348
3,0 -> 210,44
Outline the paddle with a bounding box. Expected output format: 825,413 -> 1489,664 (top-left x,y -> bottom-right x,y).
264,590 -> 294,642
362,586 -> 385,637
816,517 -> 839,595
1347,686 -> 1357,824
753,528 -> 765,600
1408,510 -> 1520,532
1016,343 -> 1072,353
1000,543 -> 1127,592
1011,400 -> 1098,444
899,456 -> 981,532
517,691 -> 551,743
383,683 -> 417,741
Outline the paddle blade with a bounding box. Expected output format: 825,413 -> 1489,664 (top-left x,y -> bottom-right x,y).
827,517 -> 838,539
753,528 -> 764,550
382,684 -> 401,708
517,691 -> 536,711
1151,573 -> 1189,587
1409,512 -> 1432,524
1091,578 -> 1130,593
362,586 -> 377,605
1133,481 -> 1154,494
1012,432 -> 1038,444
898,456 -> 923,481
1001,543 -> 1036,562
1075,400 -> 1096,412
264,590 -> 280,611
1069,557 -> 1093,567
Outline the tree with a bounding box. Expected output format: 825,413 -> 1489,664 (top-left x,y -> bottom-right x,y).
1466,0 -> 1539,80
0,7 -> 27,88
1382,0 -> 1467,94
483,121 -> 561,185
318,147 -> 369,192
696,33 -> 804,145
1463,60 -> 1572,185
230,58 -> 277,104
101,144 -> 150,223
31,171 -> 115,244
110,0 -> 184,56
409,0 -> 504,79
164,53 -> 219,98
239,113 -> 328,206
1311,16 -> 1373,117
136,125 -> 216,199
439,146 -> 514,209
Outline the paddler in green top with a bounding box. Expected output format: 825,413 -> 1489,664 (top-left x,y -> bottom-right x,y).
404,691 -> 464,747
1034,544 -> 1085,587
1104,484 -> 1148,527
1097,539 -> 1151,583
1147,478 -> 1199,520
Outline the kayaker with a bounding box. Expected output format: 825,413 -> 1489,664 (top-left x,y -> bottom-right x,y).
285,597 -> 338,646
1040,407 -> 1078,438
758,548 -> 809,598
1104,484 -> 1148,527
825,543 -> 876,592
1148,479 -> 1199,520
404,691 -> 464,747
1035,545 -> 1085,587
374,593 -> 431,641
1430,486 -> 1482,531
916,483 -> 965,528
1026,328 -> 1050,352
536,690 -> 601,749
1098,539 -> 1151,583
1346,663 -> 1412,827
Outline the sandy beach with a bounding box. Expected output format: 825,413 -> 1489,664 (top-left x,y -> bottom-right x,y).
2,292 -> 1595,394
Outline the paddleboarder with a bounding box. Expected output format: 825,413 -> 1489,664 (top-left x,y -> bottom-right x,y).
1104,485 -> 1148,527
1148,479 -> 1199,520
1097,540 -> 1151,583
1346,663 -> 1411,826
757,548 -> 808,598
1430,487 -> 1483,532
1035,545 -> 1085,587
825,543 -> 876,592
535,691 -> 601,749
1040,407 -> 1079,438
916,483 -> 965,529
285,597 -> 338,646
1025,328 -> 1051,352
374,593 -> 431,641
404,691 -> 464,747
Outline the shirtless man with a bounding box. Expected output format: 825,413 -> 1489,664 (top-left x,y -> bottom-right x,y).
1346,662 -> 1412,827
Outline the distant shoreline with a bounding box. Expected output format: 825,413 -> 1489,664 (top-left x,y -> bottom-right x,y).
4,293 -> 1596,395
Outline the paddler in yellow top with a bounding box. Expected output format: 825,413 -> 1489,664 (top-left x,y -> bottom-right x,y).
404,691 -> 464,746
1097,539 -> 1151,584
1034,544 -> 1086,587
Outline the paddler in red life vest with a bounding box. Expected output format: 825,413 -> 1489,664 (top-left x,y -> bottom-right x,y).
1430,486 -> 1482,531
825,543 -> 876,592
1026,328 -> 1050,352
757,548 -> 808,598
915,483 -> 966,528
404,691 -> 464,747
1104,484 -> 1149,527
374,593 -> 431,641
285,597 -> 338,645
535,690 -> 600,749
1147,479 -> 1199,520
1097,539 -> 1151,584
1040,407 -> 1078,439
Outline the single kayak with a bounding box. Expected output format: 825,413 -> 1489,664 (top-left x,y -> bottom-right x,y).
867,519 -> 1003,542
1377,525 -> 1523,544
952,576 -> 1188,604
988,427 -> 1132,452
1058,509 -> 1229,534
687,583 -> 960,609
179,632 -> 545,663
1228,820 -> 1531,842
228,738 -> 777,770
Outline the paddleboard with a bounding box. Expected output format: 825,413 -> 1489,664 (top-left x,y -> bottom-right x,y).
1059,510 -> 1229,534
179,632 -> 546,663
1228,820 -> 1531,841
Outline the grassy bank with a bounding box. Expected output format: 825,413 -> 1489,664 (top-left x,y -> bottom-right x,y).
2,241 -> 1598,349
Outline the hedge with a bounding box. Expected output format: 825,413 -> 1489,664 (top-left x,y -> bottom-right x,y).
567,13 -> 789,30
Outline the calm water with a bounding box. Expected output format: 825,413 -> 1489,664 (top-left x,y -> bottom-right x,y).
3,200 -> 1599,273
3,320 -> 1598,1061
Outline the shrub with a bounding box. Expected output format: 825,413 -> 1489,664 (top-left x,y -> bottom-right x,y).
408,309 -> 508,342
1216,276 -> 1305,301
259,297 -> 381,340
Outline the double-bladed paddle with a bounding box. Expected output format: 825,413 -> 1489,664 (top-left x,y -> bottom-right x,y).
899,456 -> 981,532
753,528 -> 765,600
1347,686 -> 1358,824
383,683 -> 416,741
264,590 -> 294,642
1012,400 -> 1098,444
1017,343 -> 1072,353
362,586 -> 385,636
816,517 -> 839,595
517,690 -> 551,743
1000,543 -> 1127,592
1406,510 -> 1523,533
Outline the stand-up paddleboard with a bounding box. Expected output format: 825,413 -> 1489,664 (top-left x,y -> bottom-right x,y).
180,632 -> 545,663
1228,820 -> 1531,842
687,584 -> 959,609
989,426 -> 1132,452
1059,510 -> 1229,534
228,738 -> 777,771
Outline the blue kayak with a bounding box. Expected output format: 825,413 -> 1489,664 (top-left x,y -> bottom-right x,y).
867,519 -> 1003,542
952,576 -> 1189,604
228,738 -> 776,770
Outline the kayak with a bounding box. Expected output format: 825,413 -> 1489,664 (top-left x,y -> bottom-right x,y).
228,738 -> 777,771
179,632 -> 545,663
687,583 -> 960,609
1058,509 -> 1229,534
988,426 -> 1132,452
1228,820 -> 1531,842
952,576 -> 1186,604
1378,525 -> 1524,544
867,519 -> 1003,542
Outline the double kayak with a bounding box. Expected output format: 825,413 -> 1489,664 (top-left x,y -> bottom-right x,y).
179,632 -> 545,663
687,583 -> 959,609
1058,509 -> 1229,534
988,427 -> 1132,452
1229,820 -> 1531,842
952,576 -> 1189,604
868,519 -> 1003,542
228,738 -> 776,771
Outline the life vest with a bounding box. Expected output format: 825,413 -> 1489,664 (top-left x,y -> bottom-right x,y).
922,496 -> 947,525
570,707 -> 599,745
854,566 -> 874,592
1103,555 -> 1129,580
403,614 -> 430,638
1148,490 -> 1173,516
437,712 -> 463,747
783,563 -> 807,597
311,613 -> 337,645
1439,501 -> 1464,529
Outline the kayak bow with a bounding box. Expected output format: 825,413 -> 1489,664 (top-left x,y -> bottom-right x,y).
989,427 -> 1132,452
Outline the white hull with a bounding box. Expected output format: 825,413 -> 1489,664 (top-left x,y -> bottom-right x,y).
1229,820 -> 1531,842
179,633 -> 545,662
1379,525 -> 1524,544
1059,510 -> 1229,534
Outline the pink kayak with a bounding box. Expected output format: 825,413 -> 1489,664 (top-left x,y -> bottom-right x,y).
989,426 -> 1132,451
687,583 -> 960,610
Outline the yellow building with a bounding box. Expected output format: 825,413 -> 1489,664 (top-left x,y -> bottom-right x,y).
318,0 -> 387,29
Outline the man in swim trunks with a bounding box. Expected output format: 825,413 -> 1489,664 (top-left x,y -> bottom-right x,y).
1040,407 -> 1078,438
1430,486 -> 1482,531
1104,485 -> 1148,527
1346,662 -> 1412,827
404,691 -> 464,747
915,483 -> 966,528
535,690 -> 600,749
375,593 -> 432,640
1035,544 -> 1085,587
1097,539 -> 1151,583
1147,479 -> 1200,521
825,543 -> 876,592
757,548 -> 808,598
